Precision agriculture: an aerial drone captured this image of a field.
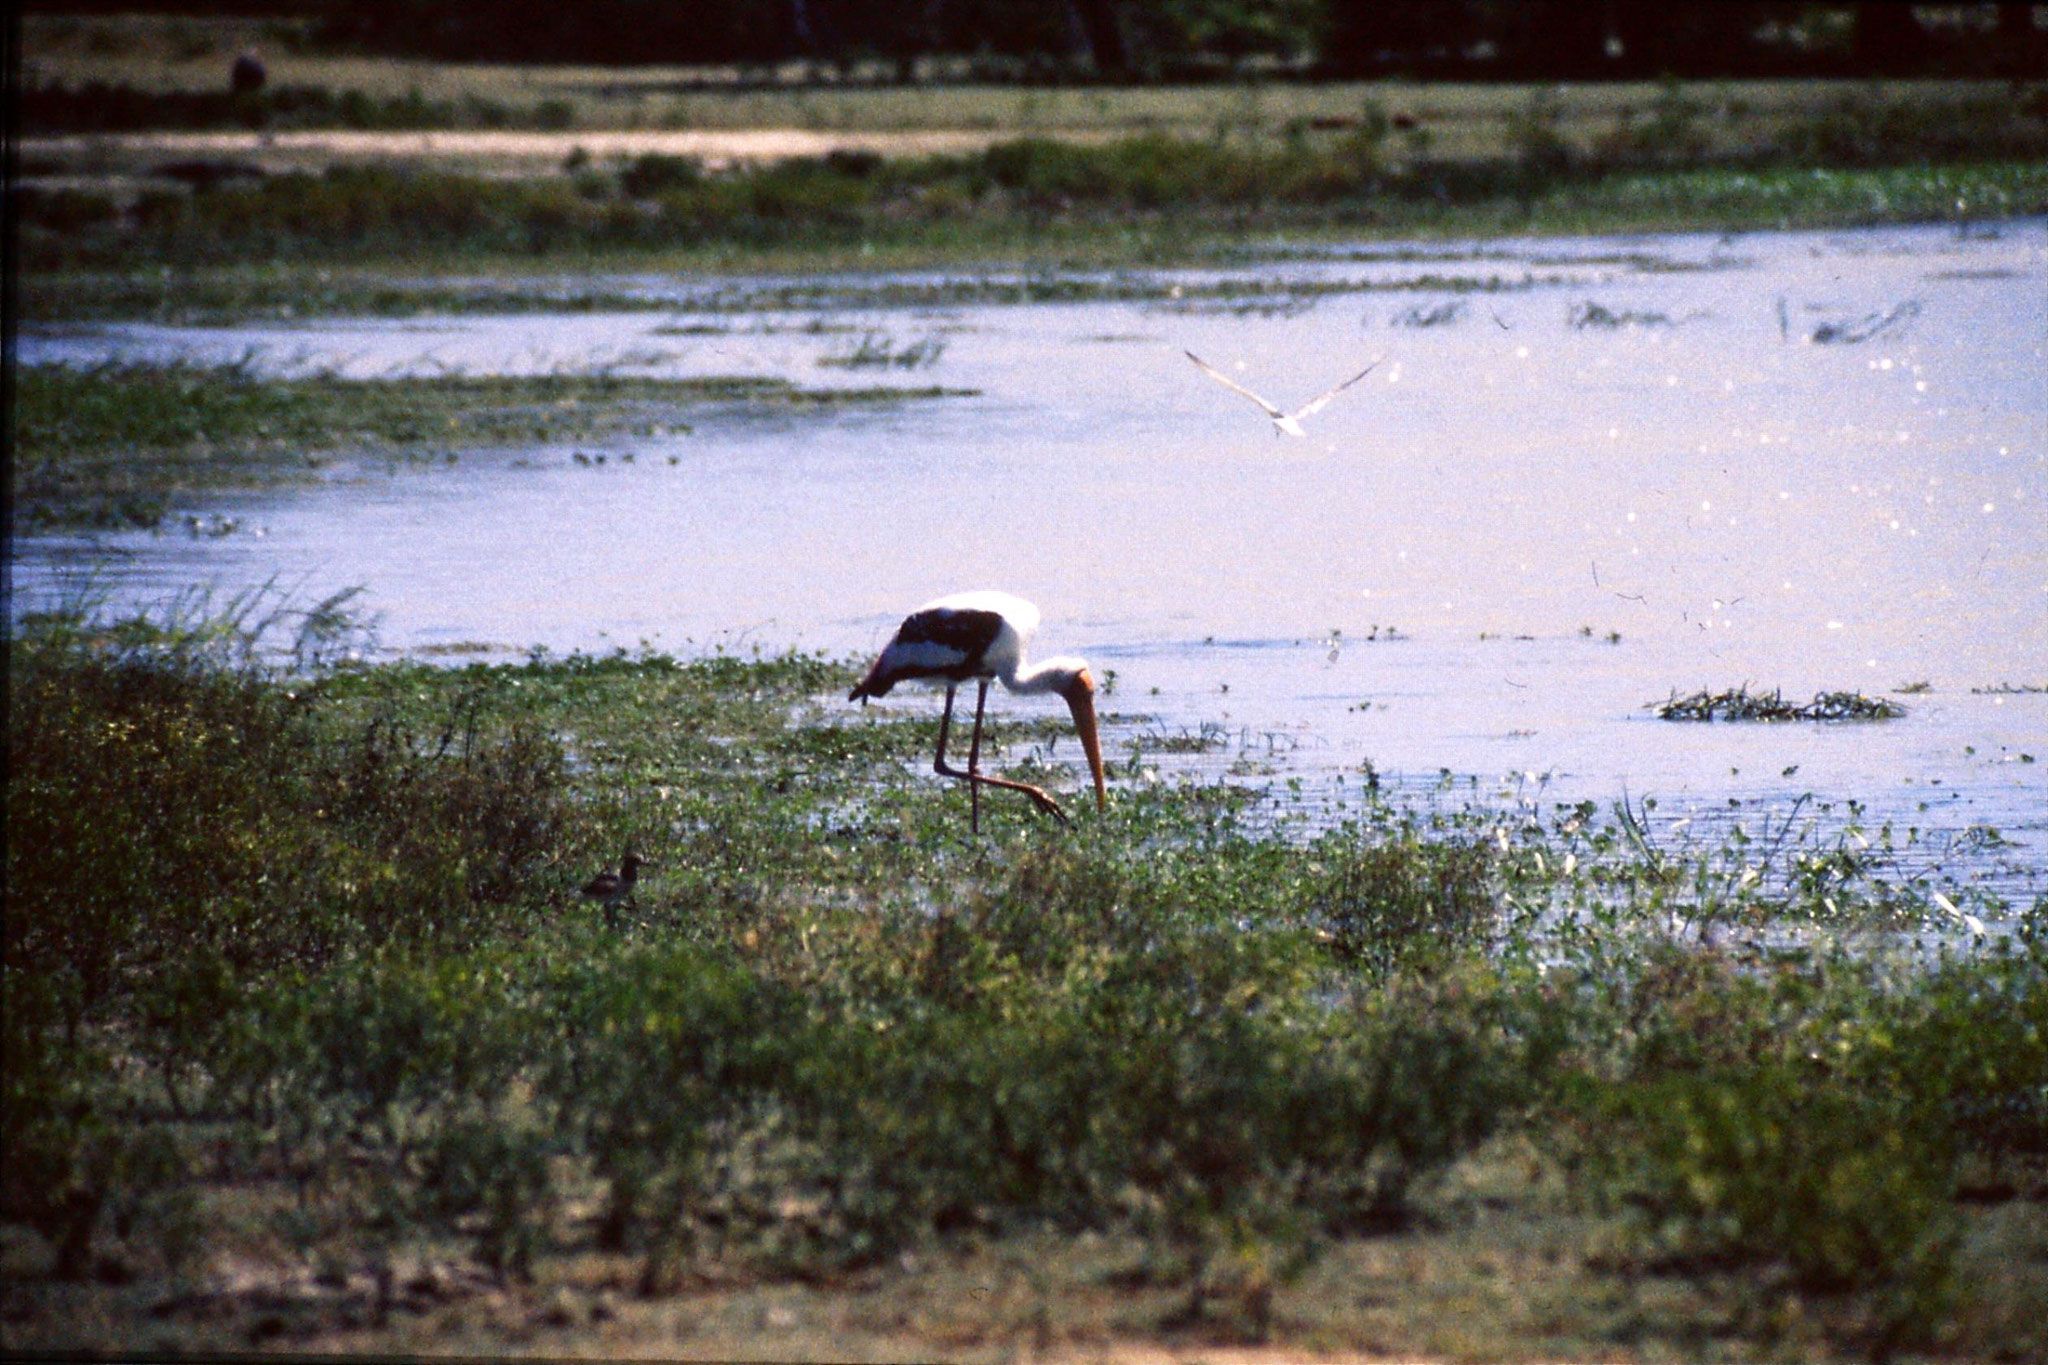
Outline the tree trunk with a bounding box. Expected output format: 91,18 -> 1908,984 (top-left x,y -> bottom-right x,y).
1066,0 -> 1130,80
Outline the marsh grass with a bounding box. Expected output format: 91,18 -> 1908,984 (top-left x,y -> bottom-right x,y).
3,596 -> 2042,1359
1389,299 -> 1464,328
10,361 -> 971,528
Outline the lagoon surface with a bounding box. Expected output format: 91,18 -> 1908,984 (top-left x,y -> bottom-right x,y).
16,220 -> 2047,902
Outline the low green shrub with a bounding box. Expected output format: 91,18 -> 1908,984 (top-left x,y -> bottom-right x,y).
1581,1060 -> 1959,1348
1874,941 -> 2048,1159
1546,939 -> 2048,1350
620,152 -> 702,198
537,942 -> 814,1276
2,1016 -> 136,1280
417,1115 -> 558,1277
6,634 -> 319,1022
4,608 -> 575,1033
1304,826 -> 1495,976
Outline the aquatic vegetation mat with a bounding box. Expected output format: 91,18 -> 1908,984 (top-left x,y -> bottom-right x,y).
3,596 -> 2043,1360
1653,686 -> 1907,722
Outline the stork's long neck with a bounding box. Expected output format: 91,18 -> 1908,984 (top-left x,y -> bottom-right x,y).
1002,656 -> 1081,695
1002,653 -> 1106,814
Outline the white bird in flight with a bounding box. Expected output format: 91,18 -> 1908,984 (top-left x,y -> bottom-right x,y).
1185,350 -> 1379,437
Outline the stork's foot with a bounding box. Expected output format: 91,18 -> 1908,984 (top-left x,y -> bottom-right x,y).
939,763 -> 1070,825
965,771 -> 1066,823
1015,783 -> 1068,823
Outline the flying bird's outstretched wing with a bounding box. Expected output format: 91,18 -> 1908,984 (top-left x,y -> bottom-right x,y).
1184,351 -> 1286,420
1292,360 -> 1379,419
1187,350 -> 1380,437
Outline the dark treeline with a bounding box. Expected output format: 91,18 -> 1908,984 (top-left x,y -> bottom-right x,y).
25,1 -> 2048,79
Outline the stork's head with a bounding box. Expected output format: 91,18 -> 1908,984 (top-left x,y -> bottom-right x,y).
1043,659 -> 1107,813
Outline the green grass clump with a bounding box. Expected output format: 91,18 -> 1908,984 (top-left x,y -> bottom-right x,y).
818,331 -> 949,368
1305,829 -> 1495,974
1581,1061 -> 1960,1347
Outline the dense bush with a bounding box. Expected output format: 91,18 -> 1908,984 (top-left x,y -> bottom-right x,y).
5,632 -> 569,1010
3,611 -> 578,1275
618,153 -> 703,198
1545,936 -> 2048,1352
1582,1059 -> 1960,1344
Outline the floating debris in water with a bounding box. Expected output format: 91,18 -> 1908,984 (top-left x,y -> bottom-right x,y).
1810,299 -> 1921,344
1391,300 -> 1465,328
818,332 -> 948,369
1653,686 -> 1905,722
1570,300 -> 1680,329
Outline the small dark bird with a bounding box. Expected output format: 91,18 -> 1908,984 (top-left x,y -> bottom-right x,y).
231,50 -> 267,97
583,852 -> 651,923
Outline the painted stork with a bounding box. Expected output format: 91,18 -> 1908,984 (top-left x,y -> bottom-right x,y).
1185,350 -> 1378,438
850,591 -> 1107,832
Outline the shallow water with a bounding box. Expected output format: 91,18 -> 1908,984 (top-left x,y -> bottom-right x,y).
16,221 -> 2047,902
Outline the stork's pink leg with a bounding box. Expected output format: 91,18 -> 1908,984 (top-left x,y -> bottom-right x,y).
932,683 -> 959,779
967,679 -> 988,833
931,680 -> 1068,827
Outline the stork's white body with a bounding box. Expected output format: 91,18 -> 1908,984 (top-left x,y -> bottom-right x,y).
853,590 -> 1050,695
